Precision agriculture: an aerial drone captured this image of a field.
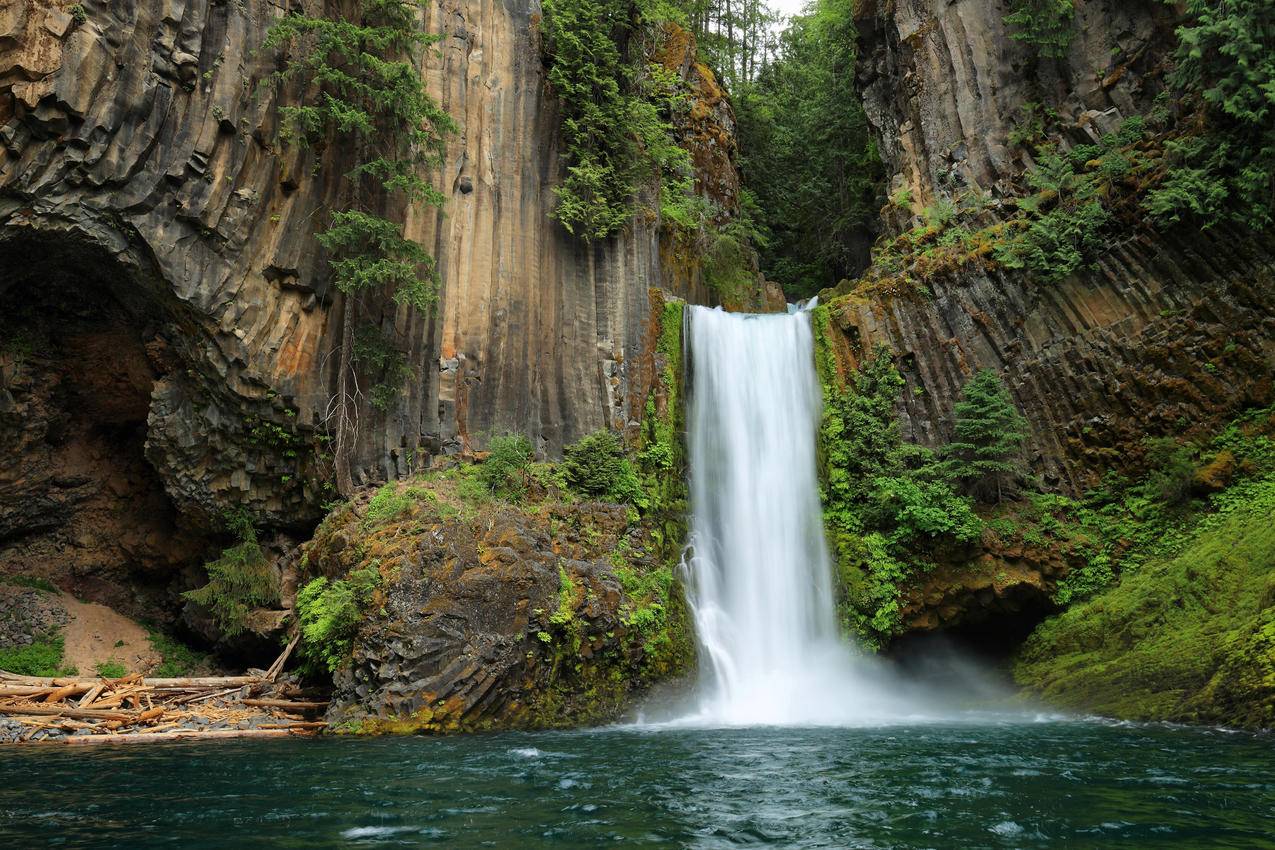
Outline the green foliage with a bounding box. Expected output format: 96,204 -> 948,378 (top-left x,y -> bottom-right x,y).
296,566 -> 382,673
994,142 -> 1122,280
1015,474 -> 1275,727
1146,0 -> 1275,229
936,370 -> 1029,502
563,430 -> 645,506
539,0 -> 701,239
0,634 -> 71,677
1143,436 -> 1197,506
147,630 -> 212,678
182,510 -> 279,638
811,318 -> 981,645
868,476 -> 983,546
1170,0 -> 1274,127
351,324 -> 415,412
1004,0 -> 1075,59
363,483 -> 414,528
265,0 -> 455,411
733,0 -> 881,298
94,660 -> 127,679
69,4 -> 87,25
539,0 -> 639,237
478,435 -> 535,500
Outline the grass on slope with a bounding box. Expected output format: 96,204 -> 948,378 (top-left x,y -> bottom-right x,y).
1014,475 -> 1275,728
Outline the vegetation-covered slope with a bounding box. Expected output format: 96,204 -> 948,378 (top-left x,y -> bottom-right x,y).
1015,474 -> 1275,728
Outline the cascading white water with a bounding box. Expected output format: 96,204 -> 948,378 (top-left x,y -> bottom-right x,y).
681,304 -> 916,726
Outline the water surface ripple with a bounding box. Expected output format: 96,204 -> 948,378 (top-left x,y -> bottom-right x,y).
3,719 -> 1273,848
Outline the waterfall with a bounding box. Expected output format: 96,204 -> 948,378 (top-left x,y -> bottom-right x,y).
680,305 -> 907,726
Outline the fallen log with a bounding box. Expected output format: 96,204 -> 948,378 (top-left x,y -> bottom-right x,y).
1,704 -> 130,721
241,699 -> 329,711
77,684 -> 105,708
0,672 -> 260,689
43,683 -> 87,703
60,728 -> 313,745
0,687 -> 57,698
264,635 -> 300,682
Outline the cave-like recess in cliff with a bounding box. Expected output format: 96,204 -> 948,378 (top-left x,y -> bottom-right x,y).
0,232 -> 210,621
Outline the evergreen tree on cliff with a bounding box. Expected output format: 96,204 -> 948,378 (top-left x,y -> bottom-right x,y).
938,370 -> 1029,503
264,0 -> 455,495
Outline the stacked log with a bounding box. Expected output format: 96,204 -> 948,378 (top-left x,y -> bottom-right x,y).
0,667 -> 329,744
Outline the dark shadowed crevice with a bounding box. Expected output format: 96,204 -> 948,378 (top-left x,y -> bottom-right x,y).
0,232 -> 214,626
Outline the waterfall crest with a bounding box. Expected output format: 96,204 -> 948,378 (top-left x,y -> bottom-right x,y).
680,305 -> 910,725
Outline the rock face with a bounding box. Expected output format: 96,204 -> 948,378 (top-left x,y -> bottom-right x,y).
0,0 -> 734,528
839,0 -> 1275,493
307,480 -> 692,733
856,0 -> 1174,220
824,228 -> 1275,493
0,0 -> 739,613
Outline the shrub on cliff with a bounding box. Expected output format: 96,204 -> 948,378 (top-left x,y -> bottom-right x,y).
478,435 -> 535,500
1145,0 -> 1275,230
937,370 -> 1029,503
563,430 -> 644,506
811,328 -> 983,645
182,510 -> 278,638
264,0 -> 456,494
1004,0 -> 1075,59
296,567 -> 381,674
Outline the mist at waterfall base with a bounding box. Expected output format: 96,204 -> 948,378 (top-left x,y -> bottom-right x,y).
643,304 -> 1014,727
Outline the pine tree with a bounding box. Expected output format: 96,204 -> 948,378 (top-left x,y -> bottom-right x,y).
938,370 -> 1029,503
265,0 -> 456,495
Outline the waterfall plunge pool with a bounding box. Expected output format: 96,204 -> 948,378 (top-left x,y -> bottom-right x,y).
3,719 -> 1272,848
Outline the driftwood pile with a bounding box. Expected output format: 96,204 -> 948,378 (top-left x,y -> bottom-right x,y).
0,638 -> 329,744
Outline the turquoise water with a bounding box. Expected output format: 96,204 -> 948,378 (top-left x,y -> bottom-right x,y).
3,718 -> 1272,848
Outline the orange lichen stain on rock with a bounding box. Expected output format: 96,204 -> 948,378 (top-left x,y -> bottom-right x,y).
274,318 -> 320,377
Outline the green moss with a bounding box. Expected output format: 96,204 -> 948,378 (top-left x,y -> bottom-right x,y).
363,483 -> 415,528
0,634 -> 73,677
1015,475 -> 1275,727
638,298 -> 686,516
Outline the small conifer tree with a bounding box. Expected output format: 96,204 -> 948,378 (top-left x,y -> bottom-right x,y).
938,370 -> 1029,503
264,0 -> 456,494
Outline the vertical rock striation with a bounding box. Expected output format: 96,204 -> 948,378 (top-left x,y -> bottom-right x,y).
0,0 -> 737,536
839,0 -> 1275,490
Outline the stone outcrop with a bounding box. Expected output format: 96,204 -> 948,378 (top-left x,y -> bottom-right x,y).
856,0 -> 1174,222
823,228 -> 1275,493
308,478 -> 692,733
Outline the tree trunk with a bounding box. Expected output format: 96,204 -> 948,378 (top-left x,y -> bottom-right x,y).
334,294 -> 356,496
